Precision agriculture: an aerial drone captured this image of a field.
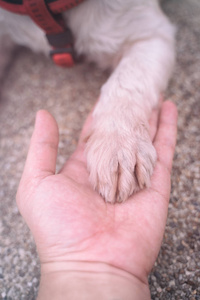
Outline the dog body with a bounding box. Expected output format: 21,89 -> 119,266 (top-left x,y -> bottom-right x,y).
0,0 -> 176,202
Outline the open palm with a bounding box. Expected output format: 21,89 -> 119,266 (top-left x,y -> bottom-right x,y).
16,101 -> 177,285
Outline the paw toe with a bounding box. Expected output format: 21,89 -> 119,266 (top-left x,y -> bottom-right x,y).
86,130 -> 156,203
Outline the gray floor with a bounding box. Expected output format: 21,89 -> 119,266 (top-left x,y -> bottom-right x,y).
0,0 -> 200,299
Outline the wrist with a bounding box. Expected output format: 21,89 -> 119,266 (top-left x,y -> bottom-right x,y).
37,261 -> 151,300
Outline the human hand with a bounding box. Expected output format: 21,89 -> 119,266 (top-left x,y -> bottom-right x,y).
16,100 -> 177,299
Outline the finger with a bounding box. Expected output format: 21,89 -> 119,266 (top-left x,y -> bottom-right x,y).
153,101 -> 178,174
128,101 -> 177,207
149,96 -> 163,141
145,101 -> 177,256
147,100 -> 177,203
59,107 -> 94,176
149,106 -> 160,141
114,101 -> 177,275
22,110 -> 59,181
119,102 -> 177,272
69,106 -> 95,163
78,110 -> 94,149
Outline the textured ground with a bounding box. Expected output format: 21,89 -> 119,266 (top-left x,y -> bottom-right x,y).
0,0 -> 200,299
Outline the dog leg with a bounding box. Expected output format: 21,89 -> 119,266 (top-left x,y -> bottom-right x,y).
86,36 -> 175,203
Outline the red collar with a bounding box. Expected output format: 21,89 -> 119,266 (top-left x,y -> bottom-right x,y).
0,0 -> 85,67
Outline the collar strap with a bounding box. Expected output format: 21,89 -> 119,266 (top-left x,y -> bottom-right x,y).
0,0 -> 84,67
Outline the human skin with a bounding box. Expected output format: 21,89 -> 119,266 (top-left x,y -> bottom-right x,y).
16,100 -> 177,299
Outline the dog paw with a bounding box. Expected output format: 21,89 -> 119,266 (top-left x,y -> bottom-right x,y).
86,123 -> 157,203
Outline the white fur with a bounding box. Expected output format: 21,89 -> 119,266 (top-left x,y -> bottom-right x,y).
0,0 -> 176,202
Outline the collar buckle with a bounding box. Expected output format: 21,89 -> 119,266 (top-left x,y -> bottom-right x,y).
50,48 -> 74,67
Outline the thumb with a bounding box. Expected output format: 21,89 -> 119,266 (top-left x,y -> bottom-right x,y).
19,110 -> 59,185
